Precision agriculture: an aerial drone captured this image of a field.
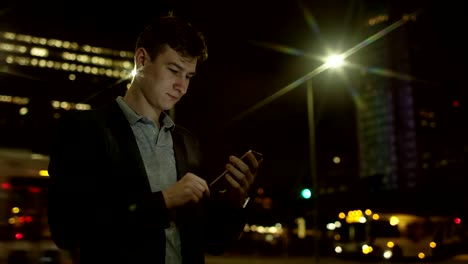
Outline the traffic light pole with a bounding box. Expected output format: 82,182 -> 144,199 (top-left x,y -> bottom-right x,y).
306,79 -> 319,263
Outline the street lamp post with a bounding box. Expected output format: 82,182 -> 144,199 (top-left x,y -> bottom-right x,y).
307,54 -> 344,263
306,78 -> 319,262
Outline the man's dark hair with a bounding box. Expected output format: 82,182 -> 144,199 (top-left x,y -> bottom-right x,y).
136,16 -> 208,62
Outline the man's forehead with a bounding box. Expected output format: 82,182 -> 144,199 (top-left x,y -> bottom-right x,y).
161,45 -> 197,65
179,55 -> 197,65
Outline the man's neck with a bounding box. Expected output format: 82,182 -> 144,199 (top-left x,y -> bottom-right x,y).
123,88 -> 161,124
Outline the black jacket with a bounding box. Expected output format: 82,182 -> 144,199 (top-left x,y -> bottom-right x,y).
47,101 -> 247,264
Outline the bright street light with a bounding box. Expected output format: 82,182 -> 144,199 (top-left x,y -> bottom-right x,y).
324,54 -> 345,69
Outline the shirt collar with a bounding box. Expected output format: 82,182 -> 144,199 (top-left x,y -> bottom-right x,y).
116,96 -> 175,130
159,111 -> 175,131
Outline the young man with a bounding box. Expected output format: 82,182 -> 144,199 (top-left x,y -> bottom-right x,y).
47,16 -> 261,264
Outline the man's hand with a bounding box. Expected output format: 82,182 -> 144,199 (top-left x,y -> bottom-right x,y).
223,151 -> 261,207
163,173 -> 210,209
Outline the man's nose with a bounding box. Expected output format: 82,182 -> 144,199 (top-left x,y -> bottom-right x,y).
175,77 -> 188,94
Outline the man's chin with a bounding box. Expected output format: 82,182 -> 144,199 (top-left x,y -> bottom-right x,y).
163,104 -> 176,112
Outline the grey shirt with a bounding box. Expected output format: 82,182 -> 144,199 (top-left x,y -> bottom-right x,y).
116,96 -> 181,264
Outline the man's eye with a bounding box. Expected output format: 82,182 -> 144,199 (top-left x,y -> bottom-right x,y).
169,68 -> 178,74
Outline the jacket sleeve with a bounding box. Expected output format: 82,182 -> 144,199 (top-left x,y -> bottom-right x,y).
203,193 -> 249,255
175,126 -> 249,255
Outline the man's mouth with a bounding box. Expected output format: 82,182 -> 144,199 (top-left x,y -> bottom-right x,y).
167,94 -> 178,100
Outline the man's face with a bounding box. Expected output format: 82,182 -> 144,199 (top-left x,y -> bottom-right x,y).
137,44 -> 197,113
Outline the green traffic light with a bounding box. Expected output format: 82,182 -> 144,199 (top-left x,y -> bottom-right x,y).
301,188 -> 312,199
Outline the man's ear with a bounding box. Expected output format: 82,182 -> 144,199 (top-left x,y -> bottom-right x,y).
135,48 -> 147,69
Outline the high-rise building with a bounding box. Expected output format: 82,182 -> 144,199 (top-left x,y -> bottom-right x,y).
355,1 -> 468,208
356,2 -> 420,190
0,30 -> 134,153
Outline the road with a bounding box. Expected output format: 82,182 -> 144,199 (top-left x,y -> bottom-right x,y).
205,255 -> 468,264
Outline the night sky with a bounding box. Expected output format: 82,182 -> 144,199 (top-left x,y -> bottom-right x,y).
1,0 -> 467,202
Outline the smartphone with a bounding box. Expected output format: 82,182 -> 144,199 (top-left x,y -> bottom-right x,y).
209,150 -> 263,187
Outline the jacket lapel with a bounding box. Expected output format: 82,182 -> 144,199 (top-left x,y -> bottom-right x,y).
103,101 -> 152,192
